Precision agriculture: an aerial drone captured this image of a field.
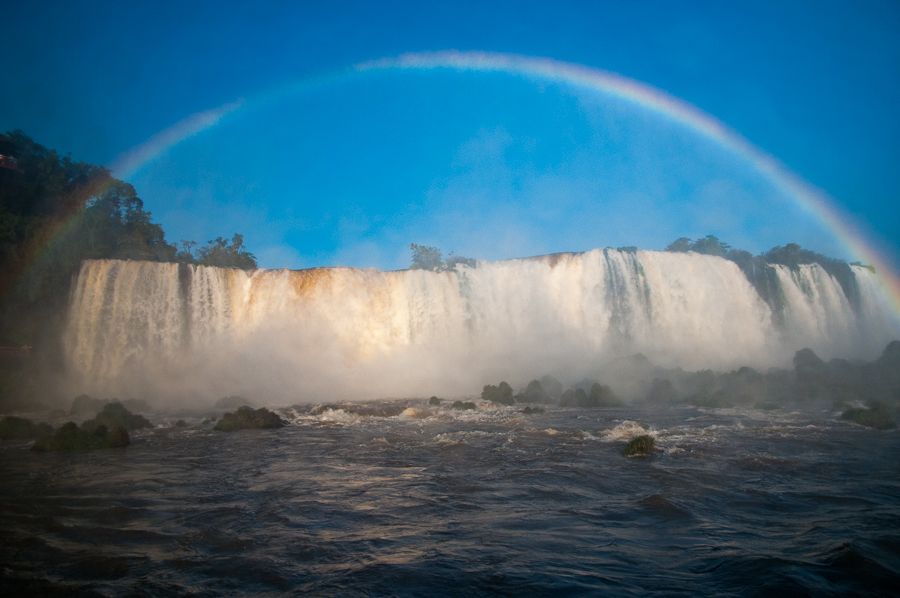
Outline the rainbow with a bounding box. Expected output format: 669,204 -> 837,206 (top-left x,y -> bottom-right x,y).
100,50 -> 900,317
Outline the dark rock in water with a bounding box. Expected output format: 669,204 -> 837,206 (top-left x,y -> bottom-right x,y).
881,340 -> 900,362
451,401 -> 477,411
560,388 -> 589,407
428,396 -> 441,406
0,416 -> 53,440
175,419 -> 187,427
521,406 -> 545,414
794,348 -> 827,384
841,406 -> 896,430
559,385 -> 621,408
70,394 -> 108,415
482,382 -> 514,405
539,375 -> 563,401
32,421 -> 129,452
623,435 -> 656,456
215,396 -> 253,410
516,380 -> 551,404
589,383 -> 623,407
213,406 -> 285,431
83,402 -> 152,432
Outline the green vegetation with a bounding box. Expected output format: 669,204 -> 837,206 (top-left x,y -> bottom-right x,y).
841,406 -> 896,430
428,396 -> 441,406
516,380 -> 552,404
175,419 -> 187,427
82,402 -> 152,431
623,435 -> 656,456
664,235 -> 865,313
410,244 -> 476,272
589,383 -> 623,407
0,131 -> 258,409
558,384 -> 621,408
32,421 -> 129,452
0,415 -> 53,440
213,406 -> 285,431
187,234 -> 257,269
482,382 -> 514,405
451,401 -> 477,411
521,406 -> 545,414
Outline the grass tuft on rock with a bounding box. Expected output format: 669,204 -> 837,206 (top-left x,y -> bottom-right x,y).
623,435 -> 656,456
213,406 -> 285,432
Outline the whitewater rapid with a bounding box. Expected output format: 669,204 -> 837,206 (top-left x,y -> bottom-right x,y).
64,249 -> 899,402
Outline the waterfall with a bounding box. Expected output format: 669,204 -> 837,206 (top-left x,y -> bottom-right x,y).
64,249 -> 900,402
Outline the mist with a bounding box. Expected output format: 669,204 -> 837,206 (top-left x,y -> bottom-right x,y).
62,248 -> 899,409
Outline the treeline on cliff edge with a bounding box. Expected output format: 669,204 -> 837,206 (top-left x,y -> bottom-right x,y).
0,131 -> 258,405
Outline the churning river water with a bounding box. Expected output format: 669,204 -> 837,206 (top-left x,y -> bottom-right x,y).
2,400 -> 899,596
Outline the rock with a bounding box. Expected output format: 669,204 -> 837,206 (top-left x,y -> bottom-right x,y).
521,406 -> 545,414
213,406 -> 285,431
0,416 -> 53,440
623,435 -> 656,456
517,380 -> 551,404
482,382 -> 514,405
175,419 -> 187,427
559,388 -> 588,407
539,376 -> 563,401
82,402 -> 152,431
70,394 -> 107,415
589,383 -> 623,407
450,401 -> 477,411
32,421 -> 129,452
841,406 -> 896,430
428,396 -> 441,406
794,348 -> 827,384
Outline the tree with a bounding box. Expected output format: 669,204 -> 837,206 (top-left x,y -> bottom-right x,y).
482,381 -> 514,405
666,237 -> 692,252
410,243 -> 443,270
196,234 -> 257,269
690,235 -> 730,257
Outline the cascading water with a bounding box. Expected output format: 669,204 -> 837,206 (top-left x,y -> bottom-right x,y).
64,249 -> 900,402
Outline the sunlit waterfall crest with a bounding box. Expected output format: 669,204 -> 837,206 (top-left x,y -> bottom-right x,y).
65,249 -> 899,402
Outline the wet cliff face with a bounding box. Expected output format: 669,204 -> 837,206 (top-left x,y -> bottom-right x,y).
63,249 -> 900,403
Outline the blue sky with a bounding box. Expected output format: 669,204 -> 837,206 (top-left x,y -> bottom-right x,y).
2,0 -> 899,271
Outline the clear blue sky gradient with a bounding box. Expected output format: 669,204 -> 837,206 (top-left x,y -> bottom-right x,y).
2,1 -> 898,271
